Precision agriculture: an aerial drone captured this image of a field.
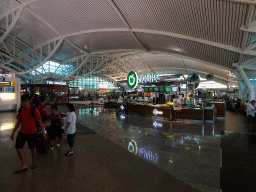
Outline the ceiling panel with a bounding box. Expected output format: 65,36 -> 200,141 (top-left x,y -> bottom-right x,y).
0,0 -> 19,16
135,32 -> 240,68
49,40 -> 83,62
27,0 -> 126,35
10,9 -> 60,48
114,0 -> 247,48
67,31 -> 141,53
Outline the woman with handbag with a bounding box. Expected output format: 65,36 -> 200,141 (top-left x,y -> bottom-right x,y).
47,105 -> 64,150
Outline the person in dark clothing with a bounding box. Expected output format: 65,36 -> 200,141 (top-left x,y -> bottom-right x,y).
123,97 -> 129,114
48,105 -> 63,150
30,87 -> 41,108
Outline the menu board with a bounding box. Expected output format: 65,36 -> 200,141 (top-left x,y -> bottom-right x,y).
144,88 -> 149,92
165,87 -> 172,92
160,87 -> 165,92
153,87 -> 159,92
149,87 -> 154,92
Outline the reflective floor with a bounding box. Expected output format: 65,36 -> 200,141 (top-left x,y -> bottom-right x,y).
0,106 -> 255,192
76,106 -> 222,192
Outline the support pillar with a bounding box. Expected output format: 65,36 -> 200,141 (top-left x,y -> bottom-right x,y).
234,64 -> 255,101
235,70 -> 243,99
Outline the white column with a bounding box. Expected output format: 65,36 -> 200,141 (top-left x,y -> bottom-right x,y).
234,64 -> 255,101
235,70 -> 243,99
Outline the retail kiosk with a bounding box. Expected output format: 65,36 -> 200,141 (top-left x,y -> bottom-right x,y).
0,74 -> 21,111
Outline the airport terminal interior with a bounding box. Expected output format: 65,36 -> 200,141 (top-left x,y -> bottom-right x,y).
1,0 -> 256,191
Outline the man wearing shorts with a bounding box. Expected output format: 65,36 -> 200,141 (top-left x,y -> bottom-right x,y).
10,94 -> 46,173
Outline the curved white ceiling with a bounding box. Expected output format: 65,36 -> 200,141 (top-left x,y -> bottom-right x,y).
1,0 -> 256,83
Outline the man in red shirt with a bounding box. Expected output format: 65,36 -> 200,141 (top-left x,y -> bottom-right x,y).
10,94 -> 47,173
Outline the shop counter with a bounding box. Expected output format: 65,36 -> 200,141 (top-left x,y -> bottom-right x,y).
207,102 -> 225,117
115,103 -> 215,121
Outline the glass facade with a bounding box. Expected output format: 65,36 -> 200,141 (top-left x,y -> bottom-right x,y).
249,79 -> 256,89
69,75 -> 119,90
29,61 -> 74,75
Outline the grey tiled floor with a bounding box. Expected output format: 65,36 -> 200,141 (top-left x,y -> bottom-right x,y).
73,106 -> 227,192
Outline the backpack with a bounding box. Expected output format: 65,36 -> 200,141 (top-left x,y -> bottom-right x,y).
18,106 -> 40,131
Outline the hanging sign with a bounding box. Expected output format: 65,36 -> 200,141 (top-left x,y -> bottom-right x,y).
139,73 -> 160,83
0,81 -> 11,86
127,71 -> 138,89
47,81 -> 66,85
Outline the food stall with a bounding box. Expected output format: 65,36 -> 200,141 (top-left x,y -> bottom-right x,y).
21,83 -> 69,104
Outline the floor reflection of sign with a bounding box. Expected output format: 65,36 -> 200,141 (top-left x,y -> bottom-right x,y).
128,139 -> 138,154
138,148 -> 159,164
173,99 -> 182,110
153,121 -> 162,127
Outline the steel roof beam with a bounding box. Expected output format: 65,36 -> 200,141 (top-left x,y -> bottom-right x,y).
45,28 -> 255,55
0,7 -> 23,44
64,55 -> 90,79
18,38 -> 64,74
106,0 -> 149,52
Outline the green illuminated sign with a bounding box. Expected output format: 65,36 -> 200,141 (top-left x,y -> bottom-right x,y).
165,87 -> 171,92
153,109 -> 163,115
160,87 -> 165,92
144,88 -> 149,92
127,71 -> 138,89
149,87 -> 154,92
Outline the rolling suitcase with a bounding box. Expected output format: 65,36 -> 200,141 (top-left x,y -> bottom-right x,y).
36,132 -> 49,154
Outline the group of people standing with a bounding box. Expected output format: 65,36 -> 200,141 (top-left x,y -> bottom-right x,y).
10,87 -> 76,174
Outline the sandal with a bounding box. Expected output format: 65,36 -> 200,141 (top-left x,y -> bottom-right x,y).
13,167 -> 28,174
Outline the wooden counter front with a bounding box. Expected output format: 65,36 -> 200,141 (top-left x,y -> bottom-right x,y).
179,109 -> 203,120
204,109 -> 214,120
129,104 -> 147,115
207,102 -> 225,117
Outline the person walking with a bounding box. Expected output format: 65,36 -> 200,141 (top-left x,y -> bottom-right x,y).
47,105 -> 64,150
37,97 -> 47,120
247,100 -> 256,132
10,94 -> 46,173
64,104 -> 76,156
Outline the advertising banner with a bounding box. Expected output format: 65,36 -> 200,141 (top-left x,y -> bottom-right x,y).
173,99 -> 182,110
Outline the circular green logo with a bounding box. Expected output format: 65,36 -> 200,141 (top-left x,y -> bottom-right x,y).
127,71 -> 138,89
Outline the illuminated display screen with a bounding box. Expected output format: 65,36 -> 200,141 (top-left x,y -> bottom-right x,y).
144,88 -> 149,92
153,87 -> 159,92
165,87 -> 171,92
4,86 -> 15,93
149,87 -> 154,92
172,87 -> 180,92
160,87 -> 165,92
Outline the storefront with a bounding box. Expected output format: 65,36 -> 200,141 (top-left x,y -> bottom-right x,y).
116,71 -> 225,122
21,82 -> 69,104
